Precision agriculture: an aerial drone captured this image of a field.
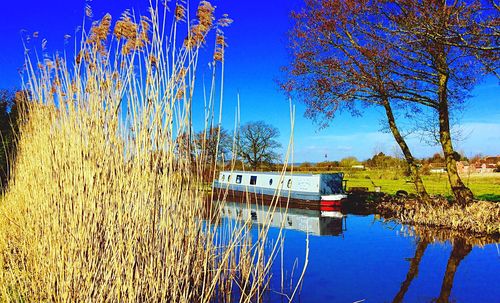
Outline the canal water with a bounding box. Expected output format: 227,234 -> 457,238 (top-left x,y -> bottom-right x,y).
220,202 -> 500,302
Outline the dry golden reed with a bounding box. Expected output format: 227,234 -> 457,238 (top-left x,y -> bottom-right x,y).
378,198 -> 500,235
0,2 -> 297,302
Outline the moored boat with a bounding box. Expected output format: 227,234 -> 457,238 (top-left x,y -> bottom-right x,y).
212,171 -> 348,215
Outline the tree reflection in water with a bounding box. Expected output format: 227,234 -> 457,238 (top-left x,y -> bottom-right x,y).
393,226 -> 493,303
435,238 -> 473,303
392,239 -> 429,303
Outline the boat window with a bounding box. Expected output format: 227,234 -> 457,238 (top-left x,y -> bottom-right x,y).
228,175 -> 231,182
251,211 -> 257,221
287,179 -> 292,188
269,178 -> 273,186
250,176 -> 257,185
236,175 -> 242,184
221,174 -> 225,181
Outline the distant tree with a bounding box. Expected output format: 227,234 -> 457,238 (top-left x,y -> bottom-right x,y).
339,156 -> 360,168
237,121 -> 282,170
428,153 -> 446,165
317,161 -> 340,170
194,126 -> 232,164
469,153 -> 484,164
365,152 -> 406,170
299,161 -> 313,171
193,126 -> 232,180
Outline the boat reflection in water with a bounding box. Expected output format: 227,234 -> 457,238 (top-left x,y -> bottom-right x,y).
219,201 -> 346,236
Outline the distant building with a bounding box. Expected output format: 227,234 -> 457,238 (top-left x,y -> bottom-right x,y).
456,161 -> 470,174
472,155 -> 500,173
430,167 -> 447,173
427,156 -> 499,174
428,162 -> 446,173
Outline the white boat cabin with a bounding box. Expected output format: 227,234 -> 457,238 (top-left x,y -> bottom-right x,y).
216,171 -> 345,195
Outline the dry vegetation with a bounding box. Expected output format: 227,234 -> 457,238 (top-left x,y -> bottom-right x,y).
377,197 -> 500,236
0,2 -> 299,301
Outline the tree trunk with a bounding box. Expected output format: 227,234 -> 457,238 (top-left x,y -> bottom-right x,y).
382,99 -> 430,202
392,240 -> 429,303
436,59 -> 474,205
436,238 -> 472,303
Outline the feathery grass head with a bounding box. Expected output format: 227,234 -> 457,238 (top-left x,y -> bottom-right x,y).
175,3 -> 186,21
87,13 -> 112,54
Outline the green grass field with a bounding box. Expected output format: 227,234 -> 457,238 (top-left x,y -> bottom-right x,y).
339,170 -> 500,201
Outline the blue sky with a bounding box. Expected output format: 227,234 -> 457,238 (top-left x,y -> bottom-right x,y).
0,0 -> 499,162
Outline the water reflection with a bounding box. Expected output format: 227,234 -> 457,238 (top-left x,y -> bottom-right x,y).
211,200 -> 499,302
393,226 -> 497,303
392,239 -> 429,303
435,238 -> 473,303
220,202 -> 346,236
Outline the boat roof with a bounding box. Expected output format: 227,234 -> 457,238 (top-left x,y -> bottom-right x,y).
219,171 -> 341,177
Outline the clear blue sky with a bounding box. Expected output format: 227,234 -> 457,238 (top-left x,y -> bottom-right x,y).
1,0 -> 499,162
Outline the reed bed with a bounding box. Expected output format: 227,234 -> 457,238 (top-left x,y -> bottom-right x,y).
377,197 -> 500,236
0,2 -> 299,301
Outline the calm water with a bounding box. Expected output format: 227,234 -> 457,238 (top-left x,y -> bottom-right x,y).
220,202 -> 500,302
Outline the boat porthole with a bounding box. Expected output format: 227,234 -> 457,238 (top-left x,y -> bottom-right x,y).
269,179 -> 273,185
287,179 -> 292,188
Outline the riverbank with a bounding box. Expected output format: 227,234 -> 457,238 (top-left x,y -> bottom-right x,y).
376,197 -> 500,236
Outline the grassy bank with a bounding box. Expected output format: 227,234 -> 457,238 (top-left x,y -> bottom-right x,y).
300,169 -> 500,201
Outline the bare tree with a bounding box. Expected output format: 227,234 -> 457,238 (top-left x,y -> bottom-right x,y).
193,126 -> 232,181
380,0 -> 499,205
194,126 -> 232,164
237,121 -> 282,170
282,0 -> 431,201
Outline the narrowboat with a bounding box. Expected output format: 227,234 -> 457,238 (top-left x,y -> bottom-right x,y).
221,202 -> 345,236
212,171 -> 348,215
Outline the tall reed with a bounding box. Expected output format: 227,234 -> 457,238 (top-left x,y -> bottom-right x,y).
0,2 -> 298,301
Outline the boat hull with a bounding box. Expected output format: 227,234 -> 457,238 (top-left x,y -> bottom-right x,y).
213,186 -> 346,212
